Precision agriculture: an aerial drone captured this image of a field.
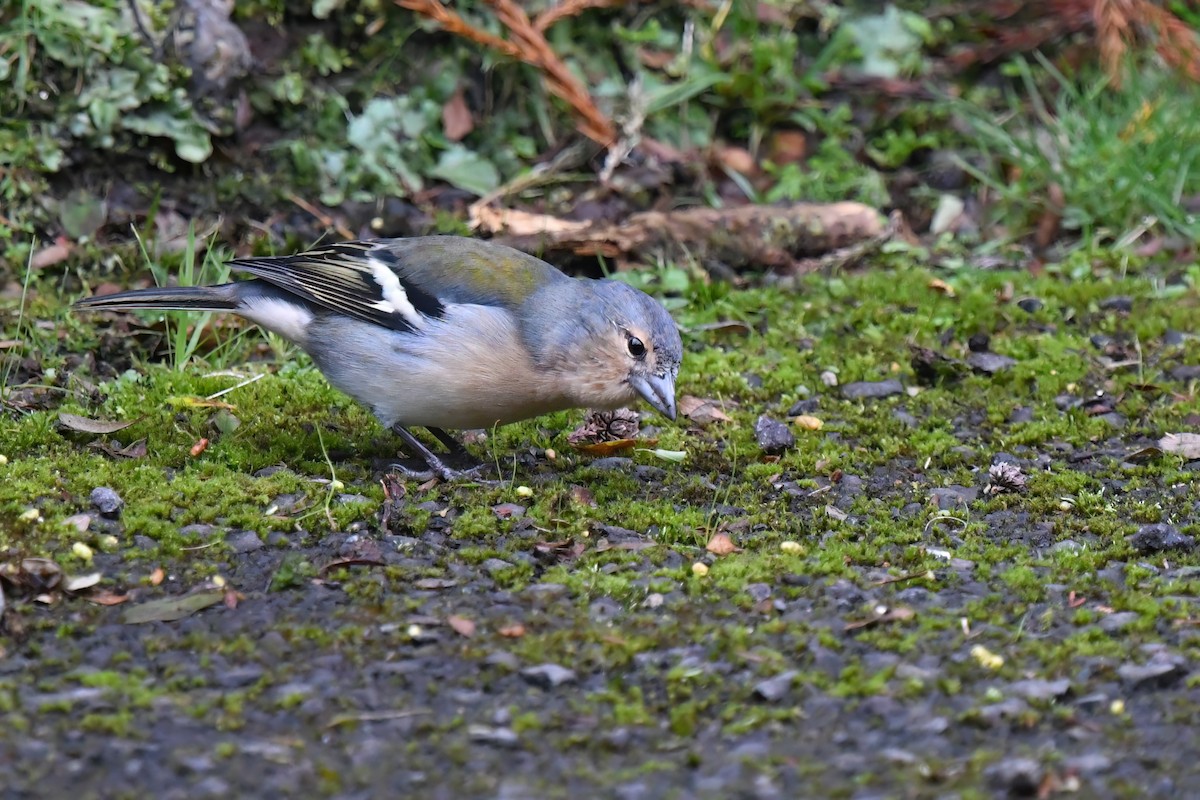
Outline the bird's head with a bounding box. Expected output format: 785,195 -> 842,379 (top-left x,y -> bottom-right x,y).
529,279 -> 683,419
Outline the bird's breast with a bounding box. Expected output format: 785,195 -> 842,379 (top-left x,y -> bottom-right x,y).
304,305 -> 578,430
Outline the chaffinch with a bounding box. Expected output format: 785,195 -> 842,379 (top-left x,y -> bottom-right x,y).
74,236 -> 684,480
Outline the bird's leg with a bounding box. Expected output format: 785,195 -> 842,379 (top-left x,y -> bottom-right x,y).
427,427 -> 470,458
389,424 -> 494,483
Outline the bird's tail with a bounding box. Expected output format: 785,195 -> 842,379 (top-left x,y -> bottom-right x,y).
73,284 -> 242,313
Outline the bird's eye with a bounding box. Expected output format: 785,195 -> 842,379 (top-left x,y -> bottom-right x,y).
627,336 -> 646,359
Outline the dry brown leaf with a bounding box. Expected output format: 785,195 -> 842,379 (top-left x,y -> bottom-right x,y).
86,590 -> 131,606
569,484 -> 596,507
58,412 -> 139,435
499,623 -> 526,638
705,532 -> 739,556
1159,432 -> 1200,459
571,438 -> 641,455
149,567 -> 165,586
319,556 -> 387,576
190,438 -> 210,457
843,605 -> 916,631
31,240 -> 74,270
447,615 -> 476,637
927,278 -> 956,297
679,395 -> 732,425
442,88 -> 474,141
89,438 -> 148,459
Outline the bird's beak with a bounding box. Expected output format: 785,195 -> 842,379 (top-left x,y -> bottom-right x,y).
630,372 -> 677,421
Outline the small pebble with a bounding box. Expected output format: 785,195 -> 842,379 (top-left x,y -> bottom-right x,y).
89,486 -> 124,518
692,562 -> 709,577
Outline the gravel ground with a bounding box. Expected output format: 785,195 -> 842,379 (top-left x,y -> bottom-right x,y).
4,265 -> 1200,799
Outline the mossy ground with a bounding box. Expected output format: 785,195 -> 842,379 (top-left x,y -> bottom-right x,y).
3,248 -> 1200,797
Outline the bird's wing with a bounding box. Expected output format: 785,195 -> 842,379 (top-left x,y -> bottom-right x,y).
229,237 -> 566,333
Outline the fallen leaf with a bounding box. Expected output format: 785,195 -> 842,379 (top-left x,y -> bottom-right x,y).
447,615 -> 476,637
414,578 -> 459,590
63,573 -> 102,592
533,540 -> 586,561
58,412 -> 139,435
149,568 -> 165,586
927,278 -> 956,297
86,590 -> 131,606
499,623 -> 526,638
569,485 -> 596,507
190,437 -> 210,457
122,590 -> 225,623
442,88 -> 474,141
89,437 -> 148,459
30,239 -> 74,270
706,532 -> 739,556
843,605 -> 915,631
62,514 -> 92,533
0,339 -> 22,350
572,438 -> 641,455
678,395 -> 732,424
1159,432 -> 1200,459
318,556 -> 386,576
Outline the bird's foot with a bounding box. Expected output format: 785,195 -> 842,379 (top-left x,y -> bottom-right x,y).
389,424 -> 498,484
388,457 -> 496,484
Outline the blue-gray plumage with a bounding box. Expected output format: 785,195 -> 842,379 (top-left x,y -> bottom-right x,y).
74,236 -> 683,480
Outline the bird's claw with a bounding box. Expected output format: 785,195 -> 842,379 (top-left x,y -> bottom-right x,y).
388,458 -> 497,485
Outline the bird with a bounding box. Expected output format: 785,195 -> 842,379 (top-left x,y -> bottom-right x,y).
74,236 -> 684,481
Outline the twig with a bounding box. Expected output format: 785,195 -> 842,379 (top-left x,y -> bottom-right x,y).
286,193 -> 355,240
534,0 -> 627,32
397,0 -> 616,146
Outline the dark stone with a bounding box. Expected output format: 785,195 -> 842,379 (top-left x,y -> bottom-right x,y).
1168,364 -> 1200,381
1009,406 -> 1035,423
745,583 -> 772,603
1118,660 -> 1187,690
520,663 -> 576,688
482,558 -> 514,574
754,415 -> 795,454
225,529 -> 264,554
1129,523 -> 1194,554
967,332 -> 990,352
841,379 -> 904,400
89,486 -> 123,517
1099,612 -> 1140,633
786,397 -> 820,416
966,351 -> 1016,374
468,725 -> 520,748
752,670 -> 797,702
985,757 -> 1042,794
1099,295 -> 1134,312
930,486 -> 978,510
1009,678 -> 1071,702
590,457 -> 633,471
1016,297 -> 1043,313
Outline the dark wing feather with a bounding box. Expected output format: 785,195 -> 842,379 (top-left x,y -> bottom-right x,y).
228,241 -> 446,332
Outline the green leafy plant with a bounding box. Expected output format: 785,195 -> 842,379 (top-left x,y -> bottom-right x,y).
955,54 -> 1200,245
134,224 -> 238,371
